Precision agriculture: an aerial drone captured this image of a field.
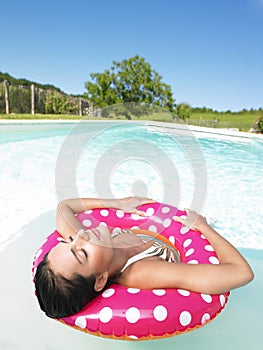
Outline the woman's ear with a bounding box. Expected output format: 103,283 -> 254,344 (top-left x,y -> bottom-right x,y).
94,272 -> 109,292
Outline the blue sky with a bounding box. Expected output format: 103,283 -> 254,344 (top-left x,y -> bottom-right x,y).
1,0 -> 262,111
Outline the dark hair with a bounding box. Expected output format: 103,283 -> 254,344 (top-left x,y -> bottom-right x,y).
34,253 -> 116,319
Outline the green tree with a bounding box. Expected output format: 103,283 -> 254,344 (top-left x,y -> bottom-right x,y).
84,55 -> 176,113
256,113 -> 263,133
176,103 -> 192,120
45,91 -> 78,114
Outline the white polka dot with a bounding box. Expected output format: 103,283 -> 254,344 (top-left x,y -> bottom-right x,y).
146,207 -> 155,216
205,245 -> 214,251
185,248 -> 195,257
209,256 -> 220,264
75,316 -> 87,329
201,313 -> 210,325
102,288 -> 115,298
99,307 -> 113,323
100,222 -> 107,226
152,289 -> 166,296
180,226 -> 190,234
127,288 -> 140,294
116,210 -> 124,218
154,305 -> 168,321
183,239 -> 192,248
179,311 -> 192,326
201,234 -> 206,239
126,307 -> 141,323
177,289 -> 191,296
131,213 -> 141,220
163,218 -> 172,228
84,209 -> 93,214
131,225 -> 140,230
100,209 -> 109,217
169,236 -> 175,245
180,215 -> 187,219
128,335 -> 139,340
35,249 -> 43,260
161,206 -> 170,213
201,294 -> 213,303
148,225 -> 157,232
187,259 -> 199,264
57,237 -> 64,241
82,219 -> 92,227
220,294 -> 226,307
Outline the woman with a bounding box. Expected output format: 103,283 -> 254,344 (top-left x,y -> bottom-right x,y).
35,196 -> 254,319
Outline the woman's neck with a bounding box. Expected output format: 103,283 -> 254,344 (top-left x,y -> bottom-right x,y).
108,236 -> 154,277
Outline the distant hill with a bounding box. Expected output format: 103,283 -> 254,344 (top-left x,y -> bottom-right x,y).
0,71 -> 64,94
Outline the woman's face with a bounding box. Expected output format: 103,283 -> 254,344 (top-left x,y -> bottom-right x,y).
48,224 -> 114,279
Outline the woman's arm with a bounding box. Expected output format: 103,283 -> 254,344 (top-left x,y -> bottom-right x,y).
122,209 -> 254,294
174,209 -> 254,284
56,197 -> 154,239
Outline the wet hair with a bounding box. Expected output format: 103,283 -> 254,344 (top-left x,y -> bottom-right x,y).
34,253 -> 117,319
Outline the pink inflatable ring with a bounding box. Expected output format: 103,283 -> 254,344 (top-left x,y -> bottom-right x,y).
32,202 -> 229,340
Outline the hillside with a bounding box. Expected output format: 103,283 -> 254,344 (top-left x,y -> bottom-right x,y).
0,71 -> 64,93
0,72 -> 262,132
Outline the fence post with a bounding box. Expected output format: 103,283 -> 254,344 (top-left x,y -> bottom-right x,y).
3,80 -> 9,114
31,84 -> 35,115
79,98 -> 82,117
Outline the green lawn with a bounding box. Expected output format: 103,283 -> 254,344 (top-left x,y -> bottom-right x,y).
0,113 -> 82,120
0,110 -> 261,132
188,110 -> 260,131
0,112 -> 174,122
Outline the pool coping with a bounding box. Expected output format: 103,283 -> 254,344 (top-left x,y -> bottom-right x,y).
0,118 -> 263,140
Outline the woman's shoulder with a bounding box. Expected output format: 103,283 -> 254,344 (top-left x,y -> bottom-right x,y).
116,257 -> 168,288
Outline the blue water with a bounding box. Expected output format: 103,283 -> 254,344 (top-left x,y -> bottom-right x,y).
0,121 -> 262,350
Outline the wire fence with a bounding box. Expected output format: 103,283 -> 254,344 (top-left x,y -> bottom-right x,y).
0,81 -> 91,115
186,117 -> 251,132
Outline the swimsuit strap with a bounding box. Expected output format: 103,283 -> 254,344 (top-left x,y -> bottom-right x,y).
119,233 -> 177,273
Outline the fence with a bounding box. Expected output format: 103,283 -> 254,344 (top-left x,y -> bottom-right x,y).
0,81 -> 91,116
186,117 -> 250,132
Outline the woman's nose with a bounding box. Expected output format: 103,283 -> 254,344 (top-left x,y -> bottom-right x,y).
76,228 -> 90,242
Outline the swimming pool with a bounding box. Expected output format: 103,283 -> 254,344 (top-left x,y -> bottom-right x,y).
1,120 -> 262,250
0,120 -> 262,350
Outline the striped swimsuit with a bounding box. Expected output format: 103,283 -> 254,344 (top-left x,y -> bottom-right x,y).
112,229 -> 179,272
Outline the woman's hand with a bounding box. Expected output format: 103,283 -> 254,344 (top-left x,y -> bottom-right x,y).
118,196 -> 156,216
56,196 -> 155,239
173,208 -> 209,232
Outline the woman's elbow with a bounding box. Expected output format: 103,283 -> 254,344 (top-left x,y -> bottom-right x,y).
246,266 -> 254,283
240,265 -> 254,286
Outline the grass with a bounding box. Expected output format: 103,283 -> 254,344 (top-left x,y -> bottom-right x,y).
188,110 -> 260,131
0,110 -> 261,132
0,112 -> 175,122
0,113 -> 82,120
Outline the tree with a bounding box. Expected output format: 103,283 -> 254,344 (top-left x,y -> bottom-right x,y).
45,91 -> 78,114
255,113 -> 263,133
84,55 -> 176,113
176,103 -> 192,120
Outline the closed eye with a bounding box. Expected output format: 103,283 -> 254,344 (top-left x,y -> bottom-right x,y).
60,236 -> 87,263
60,236 -> 73,244
81,249 -> 87,259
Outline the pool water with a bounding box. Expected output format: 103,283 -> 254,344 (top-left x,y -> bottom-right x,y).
1,121 -> 262,250
0,121 -> 262,350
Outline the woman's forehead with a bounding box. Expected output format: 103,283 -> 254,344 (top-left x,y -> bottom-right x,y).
48,243 -> 76,271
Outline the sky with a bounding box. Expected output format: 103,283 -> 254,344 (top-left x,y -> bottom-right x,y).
1,0 -> 262,111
